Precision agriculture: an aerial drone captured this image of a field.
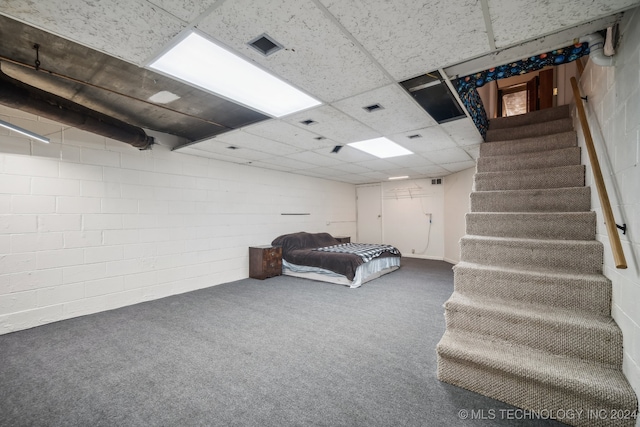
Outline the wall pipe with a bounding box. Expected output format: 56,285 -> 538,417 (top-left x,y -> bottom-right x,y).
579,32 -> 615,67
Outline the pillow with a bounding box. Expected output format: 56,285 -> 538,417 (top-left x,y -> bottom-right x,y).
272,232 -> 340,253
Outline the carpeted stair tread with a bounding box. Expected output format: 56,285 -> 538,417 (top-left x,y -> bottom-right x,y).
474,164 -> 585,191
477,146 -> 581,173
488,105 -> 571,130
439,105 -> 638,424
465,212 -> 596,240
470,186 -> 591,213
485,117 -> 574,142
437,330 -> 638,427
444,291 -> 622,365
479,131 -> 577,157
453,261 -> 611,315
460,235 -> 603,274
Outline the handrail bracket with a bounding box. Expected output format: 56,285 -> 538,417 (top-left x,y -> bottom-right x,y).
616,223 -> 627,235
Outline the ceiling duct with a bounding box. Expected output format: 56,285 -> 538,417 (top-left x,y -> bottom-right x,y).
400,71 -> 466,124
0,66 -> 153,150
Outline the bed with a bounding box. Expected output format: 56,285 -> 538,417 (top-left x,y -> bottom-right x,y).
271,232 -> 401,288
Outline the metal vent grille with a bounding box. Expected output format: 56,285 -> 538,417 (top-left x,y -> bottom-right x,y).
248,34 -> 283,56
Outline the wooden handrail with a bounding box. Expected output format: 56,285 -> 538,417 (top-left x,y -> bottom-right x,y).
570,77 -> 627,269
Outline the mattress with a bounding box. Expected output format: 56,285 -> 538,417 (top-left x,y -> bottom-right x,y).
282,256 -> 401,288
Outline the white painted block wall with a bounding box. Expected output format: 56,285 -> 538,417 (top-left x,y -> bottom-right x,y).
0,106 -> 356,334
577,7 -> 640,421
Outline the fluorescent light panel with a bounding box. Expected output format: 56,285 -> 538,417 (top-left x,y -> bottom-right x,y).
149,31 -> 321,118
388,175 -> 409,180
348,137 -> 413,159
0,119 -> 50,143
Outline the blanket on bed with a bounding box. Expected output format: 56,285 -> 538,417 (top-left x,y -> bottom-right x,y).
313,243 -> 401,263
271,232 -> 401,281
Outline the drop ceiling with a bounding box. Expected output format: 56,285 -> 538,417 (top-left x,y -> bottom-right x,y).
0,0 -> 637,184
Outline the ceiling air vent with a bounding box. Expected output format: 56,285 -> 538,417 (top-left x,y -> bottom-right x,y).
331,145 -> 343,153
300,119 -> 317,126
407,134 -> 422,139
247,33 -> 283,56
363,103 -> 384,113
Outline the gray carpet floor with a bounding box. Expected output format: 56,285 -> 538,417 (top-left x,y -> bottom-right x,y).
0,258 -> 563,426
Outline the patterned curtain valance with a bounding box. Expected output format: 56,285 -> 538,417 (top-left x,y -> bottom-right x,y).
454,42 -> 590,139
456,42 -> 590,91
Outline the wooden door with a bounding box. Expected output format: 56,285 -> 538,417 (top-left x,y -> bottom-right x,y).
526,75 -> 538,112
538,68 -> 554,109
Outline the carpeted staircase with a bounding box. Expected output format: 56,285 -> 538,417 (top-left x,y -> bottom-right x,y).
436,104 -> 638,427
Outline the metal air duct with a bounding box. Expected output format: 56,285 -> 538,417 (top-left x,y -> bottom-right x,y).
0,66 -> 153,150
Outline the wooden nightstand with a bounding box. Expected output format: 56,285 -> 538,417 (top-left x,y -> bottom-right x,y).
333,236 -> 351,244
249,245 -> 282,280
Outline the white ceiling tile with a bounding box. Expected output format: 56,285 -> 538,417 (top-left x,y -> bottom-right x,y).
242,120 -> 334,150
183,140 -> 275,161
283,105 -> 379,143
423,147 -> 473,164
285,151 -> 345,167
149,0 -> 220,23
324,146 -> 377,163
443,160 -> 477,173
390,127 -> 457,153
409,165 -> 450,176
295,167 -> 350,178
488,0 -> 640,48
355,158 -> 402,171
360,171 -> 392,181
384,168 -> 420,177
440,118 -> 483,147
213,130 -> 305,156
332,174 -> 374,184
255,155 -> 317,171
1,0 -> 185,66
463,144 -> 482,160
178,147 -> 249,164
244,161 -> 293,172
332,84 -> 437,134
320,0 -> 490,80
387,154 -> 434,168
327,162 -> 372,174
196,0 -> 391,102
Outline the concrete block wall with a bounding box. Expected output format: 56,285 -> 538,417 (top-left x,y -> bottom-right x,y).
0,105 -> 356,334
577,6 -> 640,417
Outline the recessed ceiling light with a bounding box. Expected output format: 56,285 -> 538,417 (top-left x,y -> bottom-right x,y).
348,137 -> 413,159
389,176 -> 409,180
148,90 -> 181,104
149,31 -> 321,117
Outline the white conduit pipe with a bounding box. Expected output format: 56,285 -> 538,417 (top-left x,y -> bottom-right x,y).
579,32 -> 614,67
